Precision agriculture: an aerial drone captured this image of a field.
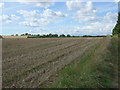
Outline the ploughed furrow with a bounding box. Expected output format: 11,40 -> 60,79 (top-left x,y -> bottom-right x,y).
3,39 -> 79,71
3,39 -> 74,64
3,38 -> 73,60
3,39 -> 90,84
3,38 -> 102,88
21,39 -> 101,88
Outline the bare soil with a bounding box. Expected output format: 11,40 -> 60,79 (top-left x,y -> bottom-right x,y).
2,37 -> 104,88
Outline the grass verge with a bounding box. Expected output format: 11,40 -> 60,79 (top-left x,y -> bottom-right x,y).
47,37 -> 118,88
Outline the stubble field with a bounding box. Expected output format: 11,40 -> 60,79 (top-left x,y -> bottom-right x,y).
2,37 -> 108,88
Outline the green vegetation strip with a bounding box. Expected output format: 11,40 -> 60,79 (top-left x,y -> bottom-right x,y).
48,38 -> 118,88
49,44 -> 100,88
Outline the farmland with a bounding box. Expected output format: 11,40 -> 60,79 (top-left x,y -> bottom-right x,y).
2,37 -> 118,88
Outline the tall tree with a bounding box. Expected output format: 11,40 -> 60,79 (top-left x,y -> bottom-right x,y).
112,3 -> 120,35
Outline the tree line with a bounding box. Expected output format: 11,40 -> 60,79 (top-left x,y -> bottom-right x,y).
10,33 -> 107,38
21,33 -> 74,38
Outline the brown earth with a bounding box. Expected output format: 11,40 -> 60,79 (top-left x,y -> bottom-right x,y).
2,37 -> 104,88
3,36 -> 27,38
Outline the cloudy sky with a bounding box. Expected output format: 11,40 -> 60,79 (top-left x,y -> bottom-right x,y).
0,0 -> 119,36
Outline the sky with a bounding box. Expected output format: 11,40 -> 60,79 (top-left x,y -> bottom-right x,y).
0,0 -> 119,36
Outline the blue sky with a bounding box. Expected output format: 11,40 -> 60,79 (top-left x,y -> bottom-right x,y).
0,0 -> 119,36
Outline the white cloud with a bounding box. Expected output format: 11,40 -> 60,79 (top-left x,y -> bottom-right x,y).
66,0 -> 97,12
18,9 -> 67,27
7,0 -> 54,8
114,0 -> 120,2
19,21 -> 39,27
0,3 -> 4,8
6,20 -> 12,24
0,15 -> 9,21
75,22 -> 115,35
74,12 -> 98,22
35,2 -> 54,8
0,15 -> 12,24
66,0 -> 83,10
38,18 -> 52,25
11,0 -> 54,3
41,9 -> 67,18
73,12 -> 118,35
18,10 -> 117,35
17,10 -> 40,19
0,14 -> 20,24
17,10 -> 51,27
28,28 -> 46,34
19,18 -> 52,27
103,12 -> 118,23
59,22 -> 116,36
52,12 -> 117,36
11,14 -> 20,20
66,0 -> 98,22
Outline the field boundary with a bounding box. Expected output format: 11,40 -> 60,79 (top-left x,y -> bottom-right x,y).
44,37 -> 118,88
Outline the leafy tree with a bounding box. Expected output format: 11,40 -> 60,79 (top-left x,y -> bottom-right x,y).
28,34 -> 31,36
25,33 -> 29,35
21,34 -> 24,36
15,34 -> 18,36
67,34 -> 71,37
60,34 -> 66,37
42,35 -> 46,38
83,35 -> 92,37
50,34 -> 58,37
112,12 -> 120,35
37,34 -> 40,37
48,33 -> 53,37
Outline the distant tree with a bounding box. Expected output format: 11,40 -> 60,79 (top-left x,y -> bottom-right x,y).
52,34 -> 58,37
42,35 -> 46,38
21,34 -> 24,36
37,34 -> 40,37
67,34 -> 71,37
27,33 -> 72,38
83,35 -> 92,37
15,34 -> 18,36
45,34 -> 48,37
60,34 -> 66,37
48,33 -> 53,37
25,33 -> 29,35
28,34 -> 31,36
54,34 -> 58,37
